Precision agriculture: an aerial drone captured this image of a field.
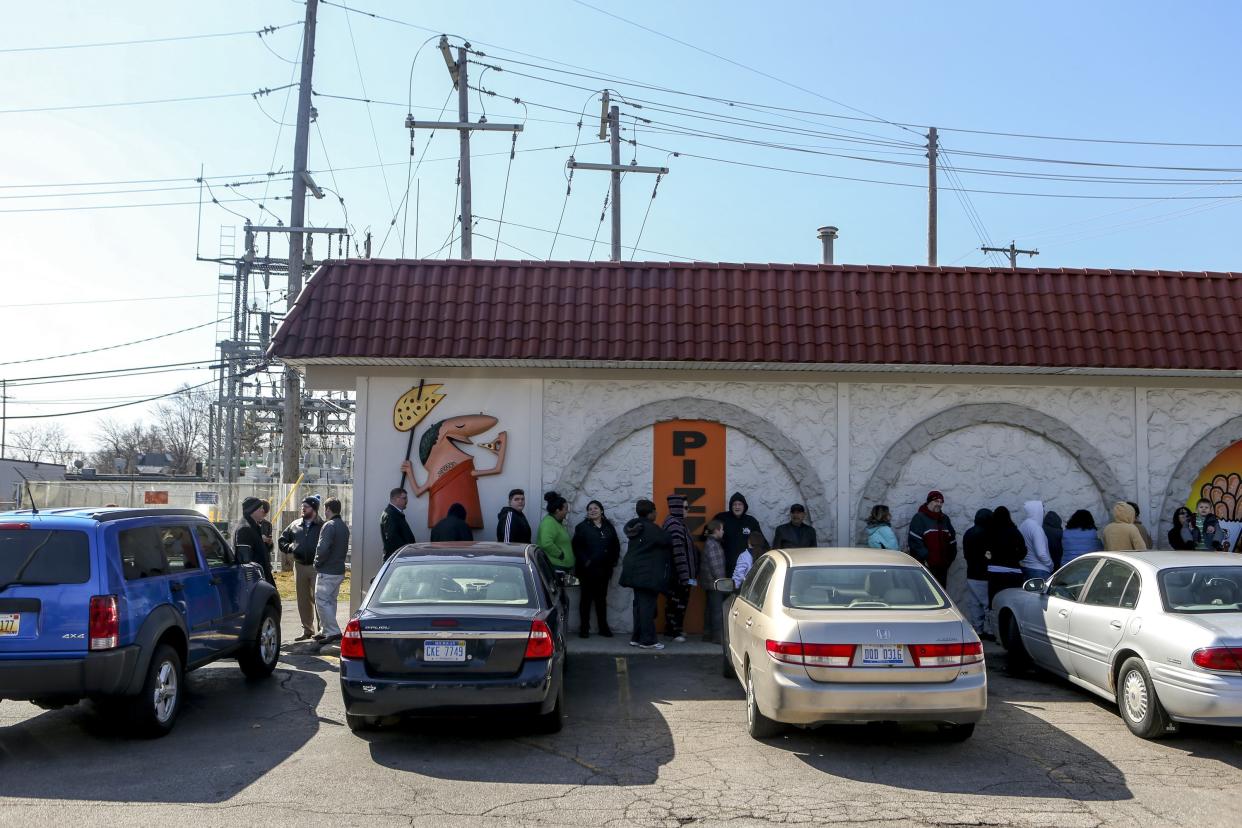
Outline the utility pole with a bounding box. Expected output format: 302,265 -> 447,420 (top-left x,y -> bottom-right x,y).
927,126 -> 938,266
282,0 -> 318,487
567,92 -> 669,262
405,38 -> 522,260
981,241 -> 1040,270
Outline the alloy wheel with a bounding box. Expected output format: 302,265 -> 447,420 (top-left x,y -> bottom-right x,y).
259,616 -> 279,665
153,660 -> 178,724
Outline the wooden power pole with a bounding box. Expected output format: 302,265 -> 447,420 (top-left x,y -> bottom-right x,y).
927,126 -> 938,266
982,241 -> 1040,269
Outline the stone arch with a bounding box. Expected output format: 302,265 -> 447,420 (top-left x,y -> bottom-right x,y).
856,403 -> 1126,541
1158,414 -> 1242,546
551,397 -> 833,536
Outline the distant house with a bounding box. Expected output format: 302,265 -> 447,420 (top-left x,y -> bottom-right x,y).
0,458 -> 65,508
135,452 -> 177,476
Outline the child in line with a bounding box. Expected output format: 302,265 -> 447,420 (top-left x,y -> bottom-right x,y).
732,531 -> 770,588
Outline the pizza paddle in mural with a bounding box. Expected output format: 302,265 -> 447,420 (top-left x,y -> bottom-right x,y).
400,413 -> 508,529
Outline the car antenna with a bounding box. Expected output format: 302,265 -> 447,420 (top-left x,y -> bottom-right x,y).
13,468 -> 38,515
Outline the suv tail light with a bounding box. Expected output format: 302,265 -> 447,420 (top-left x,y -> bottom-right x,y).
524,619 -> 554,659
1192,647 -> 1242,672
911,642 -> 984,668
88,595 -> 119,651
766,640 -> 854,667
340,617 -> 365,659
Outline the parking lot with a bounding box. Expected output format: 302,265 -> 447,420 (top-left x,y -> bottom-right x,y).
2,605 -> 1241,828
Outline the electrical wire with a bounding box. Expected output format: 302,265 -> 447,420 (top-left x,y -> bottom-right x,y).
0,195 -> 286,215
2,377 -> 234,421
630,172 -> 664,261
0,85 -> 295,116
0,22 -> 300,54
375,87 -> 455,257
549,91 -> 604,258
473,215 -> 698,261
1,293 -> 216,309
0,318 -> 228,367
337,0 -> 397,219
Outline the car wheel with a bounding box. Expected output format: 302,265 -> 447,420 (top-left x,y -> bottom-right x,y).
127,644 -> 182,738
1118,657 -> 1176,739
745,667 -> 782,740
238,605 -> 281,679
535,685 -> 565,734
937,722 -> 975,742
1000,613 -> 1031,674
346,713 -> 379,733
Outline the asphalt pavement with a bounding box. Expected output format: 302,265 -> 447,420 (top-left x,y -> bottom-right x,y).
2,602 -> 1241,827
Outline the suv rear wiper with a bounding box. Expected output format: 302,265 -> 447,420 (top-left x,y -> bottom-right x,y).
0,532 -> 55,593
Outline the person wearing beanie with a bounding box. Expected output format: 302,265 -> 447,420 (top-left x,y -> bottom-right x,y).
662,494 -> 698,643
278,495 -> 323,640
380,487 -> 417,561
537,492 -> 574,571
772,503 -> 817,549
711,492 -> 763,574
907,490 -> 957,588
620,498 -> 672,649
431,502 -> 474,541
235,497 -> 274,585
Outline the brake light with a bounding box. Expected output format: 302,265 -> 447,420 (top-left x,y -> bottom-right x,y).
1192,647 -> 1242,672
766,640 -> 854,667
0,522 -> 30,530
911,642 -> 984,668
340,617 -> 365,659
431,618 -> 459,627
88,595 -> 118,650
524,619 -> 554,659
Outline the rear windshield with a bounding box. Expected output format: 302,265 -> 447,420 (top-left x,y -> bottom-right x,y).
786,565 -> 948,610
374,561 -> 535,607
1159,566 -> 1242,614
0,529 -> 91,586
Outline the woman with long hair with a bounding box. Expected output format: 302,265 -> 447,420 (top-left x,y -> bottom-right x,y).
1062,509 -> 1103,564
865,504 -> 899,550
571,499 -> 620,638
986,506 -> 1028,604
537,491 -> 574,572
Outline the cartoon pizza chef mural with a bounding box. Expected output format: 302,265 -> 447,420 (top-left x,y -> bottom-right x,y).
394,383 -> 508,529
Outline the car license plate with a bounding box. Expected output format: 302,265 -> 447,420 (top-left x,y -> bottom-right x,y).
424,640 -> 466,662
860,645 -> 903,665
0,613 -> 18,636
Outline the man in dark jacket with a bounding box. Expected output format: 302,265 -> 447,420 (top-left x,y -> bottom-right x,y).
907,490 -> 957,588
772,504 -> 817,549
496,489 -> 532,543
380,487 -> 416,560
278,496 -> 323,641
235,497 -> 274,585
961,508 -> 992,639
620,499 -> 671,649
662,494 -> 697,642
313,497 -> 349,646
431,502 -> 473,541
712,492 -> 762,574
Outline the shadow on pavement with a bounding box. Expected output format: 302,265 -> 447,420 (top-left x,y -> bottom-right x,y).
0,661 -> 325,803
366,652 -> 739,786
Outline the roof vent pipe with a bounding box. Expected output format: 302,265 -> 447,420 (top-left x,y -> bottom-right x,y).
816,226 -> 839,265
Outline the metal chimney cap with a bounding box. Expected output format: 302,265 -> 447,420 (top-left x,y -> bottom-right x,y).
817,226 -> 839,238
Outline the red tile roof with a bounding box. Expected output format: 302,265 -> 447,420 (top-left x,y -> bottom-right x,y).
269,259 -> 1242,372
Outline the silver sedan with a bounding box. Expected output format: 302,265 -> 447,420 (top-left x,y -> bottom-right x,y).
718,547 -> 987,741
992,550 -> 1242,739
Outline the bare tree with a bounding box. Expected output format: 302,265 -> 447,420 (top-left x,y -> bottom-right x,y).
154,384 -> 212,474
91,419 -> 162,474
7,424 -> 76,465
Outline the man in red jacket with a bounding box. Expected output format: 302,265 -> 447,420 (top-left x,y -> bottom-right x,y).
906,490 -> 958,588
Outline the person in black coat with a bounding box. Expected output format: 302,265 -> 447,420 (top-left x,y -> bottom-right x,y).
380,487 -> 417,560
430,502 -> 473,541
712,492 -> 762,574
772,503 -> 817,549
619,499 -> 671,649
961,508 -> 992,638
571,499 -> 620,638
234,497 -> 274,585
986,506 -> 1028,605
496,489 -> 533,543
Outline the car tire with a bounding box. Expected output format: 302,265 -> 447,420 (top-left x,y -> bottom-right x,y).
238,605 -> 281,679
937,722 -> 975,742
1118,657 -> 1176,740
1000,613 -> 1031,674
745,667 -> 782,740
535,685 -> 565,734
127,644 -> 182,738
346,713 -> 379,733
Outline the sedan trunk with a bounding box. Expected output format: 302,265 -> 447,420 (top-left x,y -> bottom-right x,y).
789,607 -> 971,684
358,605 -> 540,679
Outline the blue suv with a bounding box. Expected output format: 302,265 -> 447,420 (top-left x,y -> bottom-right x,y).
0,507 -> 282,737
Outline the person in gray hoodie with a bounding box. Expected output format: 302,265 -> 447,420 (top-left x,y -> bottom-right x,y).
1018,500 -> 1054,581
313,497 -> 350,645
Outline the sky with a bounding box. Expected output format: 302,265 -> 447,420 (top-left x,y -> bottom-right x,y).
3,0 -> 1242,460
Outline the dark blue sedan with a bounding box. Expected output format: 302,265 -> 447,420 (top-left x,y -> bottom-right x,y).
339,542 -> 568,733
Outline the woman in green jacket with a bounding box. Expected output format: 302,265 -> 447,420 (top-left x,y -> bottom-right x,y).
538,491 -> 575,571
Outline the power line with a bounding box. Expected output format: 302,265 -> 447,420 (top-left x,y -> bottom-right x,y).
474,214 -> 699,261
0,195 -> 287,214
337,0 -> 397,219
3,359 -> 235,386
0,22 -> 300,54
2,377 -> 223,420
0,85 -> 296,116
0,318 -> 227,367
2,292 -> 216,309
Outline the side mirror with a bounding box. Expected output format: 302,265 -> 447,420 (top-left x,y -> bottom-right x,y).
713,578 -> 736,594
235,544 -> 253,564
1023,578 -> 1046,593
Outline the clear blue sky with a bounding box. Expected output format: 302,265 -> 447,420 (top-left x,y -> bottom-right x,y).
4,1 -> 1241,452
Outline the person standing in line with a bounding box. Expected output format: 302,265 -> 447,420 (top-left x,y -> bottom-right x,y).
235,497 -> 274,585
257,500 -> 276,573
1043,510 -> 1065,570
712,492 -> 762,575
537,492 -> 575,572
1018,501 -> 1054,581
732,532 -> 769,589
961,508 -> 993,639
986,506 -> 1028,604
571,499 -> 620,638
277,495 -> 322,642
907,491 -> 957,588
865,505 -> 899,550
430,502 -> 473,541
1061,510 -> 1104,564
772,504 -> 817,549
1101,501 -> 1147,552
699,520 -> 728,644
313,497 -> 349,647
380,487 -> 416,561
1167,506 -> 1195,550
662,494 -> 698,643
1127,501 -> 1154,551
620,499 -> 672,650
496,488 -> 532,543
